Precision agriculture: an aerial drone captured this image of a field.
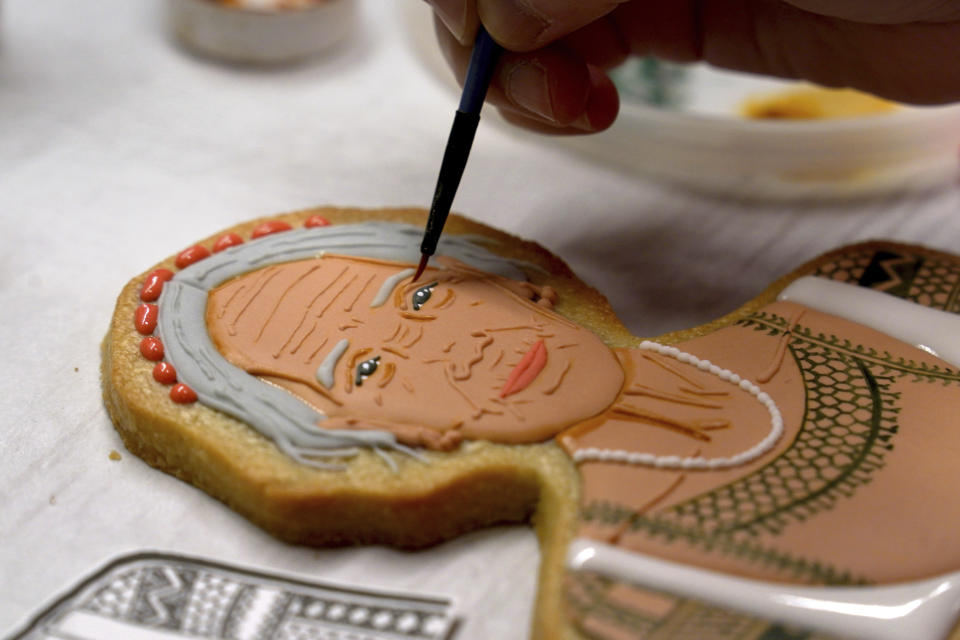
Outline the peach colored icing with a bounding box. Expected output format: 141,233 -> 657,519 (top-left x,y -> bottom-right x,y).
158,222 -> 560,469
197,230 -> 960,589
563,299 -> 960,586
561,294 -> 960,638
565,340 -> 784,470
168,226 -> 960,637
206,255 -> 623,450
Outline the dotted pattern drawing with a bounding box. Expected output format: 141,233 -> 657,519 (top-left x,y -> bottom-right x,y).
663,313 -> 900,539
813,247 -> 960,313
11,552 -> 457,640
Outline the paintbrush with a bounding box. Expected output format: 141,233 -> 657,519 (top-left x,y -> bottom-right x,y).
413,25 -> 503,282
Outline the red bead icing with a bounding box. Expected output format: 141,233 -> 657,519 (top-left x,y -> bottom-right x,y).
153,361 -> 177,385
175,245 -> 211,269
170,383 -> 198,404
140,268 -> 174,302
304,215 -> 331,228
213,232 -> 244,253
140,337 -> 165,361
251,221 -> 293,239
134,304 -> 159,335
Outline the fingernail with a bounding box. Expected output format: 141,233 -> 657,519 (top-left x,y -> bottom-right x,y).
486,0 -> 551,49
426,0 -> 467,42
505,61 -> 554,122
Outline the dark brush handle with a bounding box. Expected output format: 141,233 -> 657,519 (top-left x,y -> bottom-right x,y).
420,27 -> 503,258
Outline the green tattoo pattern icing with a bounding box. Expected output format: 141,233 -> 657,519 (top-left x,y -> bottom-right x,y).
581,306 -> 960,586
813,248 -> 960,313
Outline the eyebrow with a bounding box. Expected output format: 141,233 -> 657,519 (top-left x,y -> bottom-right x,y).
370,268 -> 415,308
316,338 -> 349,389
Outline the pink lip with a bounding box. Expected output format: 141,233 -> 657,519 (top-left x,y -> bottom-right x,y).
500,340 -> 548,398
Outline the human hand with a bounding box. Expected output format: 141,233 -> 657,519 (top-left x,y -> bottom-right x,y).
425,0 -> 960,134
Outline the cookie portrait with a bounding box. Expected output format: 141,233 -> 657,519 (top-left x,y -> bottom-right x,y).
103,207 -> 960,640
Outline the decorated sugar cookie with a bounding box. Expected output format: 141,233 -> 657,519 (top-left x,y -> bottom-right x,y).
102,207 -> 960,639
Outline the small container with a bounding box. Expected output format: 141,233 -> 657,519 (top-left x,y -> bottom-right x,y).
593,63 -> 960,199
168,0 -> 356,65
565,89 -> 960,200
401,2 -> 960,200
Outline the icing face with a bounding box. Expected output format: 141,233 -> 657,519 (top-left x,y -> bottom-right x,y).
206,255 -> 623,449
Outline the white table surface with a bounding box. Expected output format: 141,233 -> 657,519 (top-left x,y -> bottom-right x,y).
4,1 -> 960,638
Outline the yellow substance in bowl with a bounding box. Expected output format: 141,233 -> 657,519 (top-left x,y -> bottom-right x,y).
215,0 -> 320,9
742,86 -> 898,120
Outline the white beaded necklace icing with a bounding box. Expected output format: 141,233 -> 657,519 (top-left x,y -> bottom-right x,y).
572,340 -> 784,470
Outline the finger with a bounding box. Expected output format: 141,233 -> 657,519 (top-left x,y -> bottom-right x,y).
559,15 -> 631,70
701,0 -> 960,104
608,1 -> 704,63
477,0 -> 630,51
496,66 -> 620,134
436,16 -> 620,129
781,0 -> 960,24
425,0 -> 479,45
496,108 -> 585,134
613,0 -> 960,104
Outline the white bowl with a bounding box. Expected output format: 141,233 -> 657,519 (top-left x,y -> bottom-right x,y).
570,94 -> 960,200
400,2 -> 960,200
168,0 -> 356,65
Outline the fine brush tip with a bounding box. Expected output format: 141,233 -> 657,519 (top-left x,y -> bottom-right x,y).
412,253 -> 430,282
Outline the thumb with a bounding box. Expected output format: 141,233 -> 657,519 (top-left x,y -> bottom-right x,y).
477,0 -> 629,51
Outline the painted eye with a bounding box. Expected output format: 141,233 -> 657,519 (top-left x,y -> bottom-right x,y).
355,356 -> 381,386
412,282 -> 438,311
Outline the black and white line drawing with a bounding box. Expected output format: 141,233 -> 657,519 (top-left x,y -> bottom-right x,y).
9,552 -> 458,640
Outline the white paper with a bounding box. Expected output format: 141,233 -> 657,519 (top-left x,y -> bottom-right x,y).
3,1 -> 960,638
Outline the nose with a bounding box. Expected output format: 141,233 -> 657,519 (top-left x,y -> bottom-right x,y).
449,331 -> 494,380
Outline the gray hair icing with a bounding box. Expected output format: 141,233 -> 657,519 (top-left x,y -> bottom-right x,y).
157,222 -> 530,470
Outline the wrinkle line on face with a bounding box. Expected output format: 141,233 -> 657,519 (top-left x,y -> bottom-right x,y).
287,322 -> 316,359
255,264 -> 323,343
542,359 -> 572,395
490,397 -> 525,421
345,273 -> 377,312
433,288 -> 456,310
377,362 -> 396,388
442,362 -> 481,411
400,311 -> 436,321
228,267 -> 283,336
383,346 -> 409,359
279,264 -> 349,354
305,335 -> 328,364
403,325 -> 424,348
384,322 -> 403,344
317,273 -> 359,319
218,281 -> 247,321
